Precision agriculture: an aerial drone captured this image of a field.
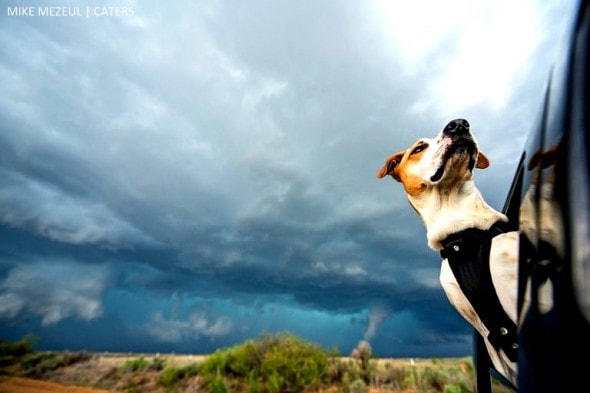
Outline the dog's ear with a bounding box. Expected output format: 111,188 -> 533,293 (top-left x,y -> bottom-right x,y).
377,151 -> 405,181
475,151 -> 490,169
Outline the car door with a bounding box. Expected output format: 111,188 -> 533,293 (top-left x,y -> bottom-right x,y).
501,0 -> 590,391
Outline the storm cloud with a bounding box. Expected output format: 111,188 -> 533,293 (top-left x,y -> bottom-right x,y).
0,0 -> 577,357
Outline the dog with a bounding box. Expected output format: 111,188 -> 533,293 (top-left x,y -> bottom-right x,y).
376,119 -> 519,387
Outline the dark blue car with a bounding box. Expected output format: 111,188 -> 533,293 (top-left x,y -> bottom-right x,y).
475,0 -> 590,391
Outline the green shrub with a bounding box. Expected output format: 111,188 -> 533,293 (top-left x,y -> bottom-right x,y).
207,376 -> 228,393
258,334 -> 328,392
199,332 -> 329,393
200,349 -> 230,375
227,340 -> 259,377
20,351 -> 89,378
158,363 -> 199,388
62,351 -> 92,365
374,361 -> 409,388
0,336 -> 37,366
350,378 -> 368,393
420,366 -> 446,391
123,356 -> 149,372
150,356 -> 166,371
182,363 -> 199,378
159,367 -> 182,387
21,352 -> 56,370
326,357 -> 349,383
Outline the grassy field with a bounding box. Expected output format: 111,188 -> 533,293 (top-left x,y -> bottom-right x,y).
1,335 -> 513,393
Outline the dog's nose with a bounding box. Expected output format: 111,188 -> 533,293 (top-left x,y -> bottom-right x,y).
443,119 -> 470,135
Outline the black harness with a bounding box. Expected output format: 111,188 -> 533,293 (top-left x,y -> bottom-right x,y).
440,220 -> 518,362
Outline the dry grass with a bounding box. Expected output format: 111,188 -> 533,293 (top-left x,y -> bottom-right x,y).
94,353 -> 207,368
1,351 -> 503,393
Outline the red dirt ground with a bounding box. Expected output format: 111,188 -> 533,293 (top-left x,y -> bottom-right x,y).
0,377 -> 113,393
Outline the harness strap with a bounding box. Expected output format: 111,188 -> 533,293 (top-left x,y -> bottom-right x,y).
440,221 -> 518,362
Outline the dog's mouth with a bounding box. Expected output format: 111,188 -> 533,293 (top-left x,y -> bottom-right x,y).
430,136 -> 477,183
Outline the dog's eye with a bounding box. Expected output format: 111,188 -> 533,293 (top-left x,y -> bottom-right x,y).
411,143 -> 427,155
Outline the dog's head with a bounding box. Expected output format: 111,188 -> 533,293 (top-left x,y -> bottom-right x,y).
376,119 -> 489,196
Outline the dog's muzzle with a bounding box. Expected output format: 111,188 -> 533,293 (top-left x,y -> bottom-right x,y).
442,118 -> 476,152
443,119 -> 470,136
430,119 -> 476,182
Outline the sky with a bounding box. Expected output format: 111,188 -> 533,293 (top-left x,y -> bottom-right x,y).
0,0 -> 579,358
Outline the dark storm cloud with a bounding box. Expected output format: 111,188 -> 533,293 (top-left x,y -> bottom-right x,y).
0,0 -> 578,356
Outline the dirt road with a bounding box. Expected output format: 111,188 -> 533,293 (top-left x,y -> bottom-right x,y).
0,377 -> 113,393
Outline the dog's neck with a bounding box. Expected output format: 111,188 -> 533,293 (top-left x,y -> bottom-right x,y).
408,179 -> 508,250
